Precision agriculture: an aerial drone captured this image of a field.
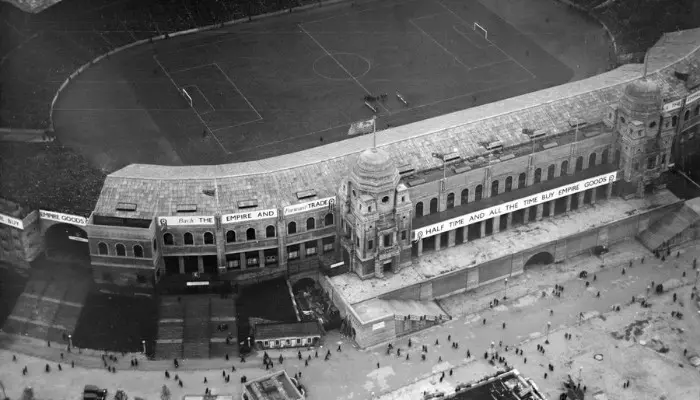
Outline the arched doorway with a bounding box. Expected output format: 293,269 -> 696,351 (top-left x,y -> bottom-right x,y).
45,223 -> 89,261
292,277 -> 316,294
524,251 -> 554,269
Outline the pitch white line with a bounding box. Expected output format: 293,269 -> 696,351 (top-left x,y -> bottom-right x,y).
435,0 -> 537,80
170,63 -> 215,74
213,62 -> 262,120
471,58 -> 513,71
409,19 -> 471,71
210,117 -> 263,132
392,77 -> 532,115
153,54 -> 229,155
298,23 -> 390,115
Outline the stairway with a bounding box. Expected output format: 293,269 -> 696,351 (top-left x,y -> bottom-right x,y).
182,296 -> 210,359
637,200 -> 700,251
155,296 -> 184,359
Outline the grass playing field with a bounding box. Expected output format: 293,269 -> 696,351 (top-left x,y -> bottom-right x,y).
52,0 -> 573,171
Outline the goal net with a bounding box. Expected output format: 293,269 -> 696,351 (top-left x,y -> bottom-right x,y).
473,22 -> 488,40
180,87 -> 193,108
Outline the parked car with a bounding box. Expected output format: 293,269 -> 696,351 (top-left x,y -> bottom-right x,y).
83,385 -> 107,400
593,245 -> 609,256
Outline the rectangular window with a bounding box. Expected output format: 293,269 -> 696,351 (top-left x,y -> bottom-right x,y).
401,230 -> 407,241
289,251 -> 299,260
384,234 -> 392,247
264,341 -> 269,347
247,257 -> 259,266
323,243 -> 334,252
368,240 -> 373,250
296,339 -> 301,344
306,246 -> 317,256
275,340 -> 280,346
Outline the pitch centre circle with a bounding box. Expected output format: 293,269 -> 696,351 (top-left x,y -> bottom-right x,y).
313,53 -> 371,81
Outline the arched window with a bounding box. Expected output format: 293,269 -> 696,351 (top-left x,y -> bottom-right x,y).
534,168 -> 542,184
203,232 -> 214,245
246,228 -> 256,240
685,110 -> 690,121
614,150 -> 621,167
461,189 -> 469,205
575,156 -> 583,172
505,176 -> 513,192
547,164 -> 555,180
98,242 -> 108,255
561,160 -> 569,176
475,185 -> 483,201
672,115 -> 677,126
324,213 -> 334,226
446,193 -> 455,209
116,243 -> 126,256
601,149 -> 609,165
429,198 -> 438,213
266,225 -> 276,238
518,173 -> 526,189
589,152 -> 597,168
163,233 -> 174,245
491,180 -> 499,197
288,221 -> 297,234
415,202 -> 424,217
133,245 -> 144,258
306,218 -> 315,230
184,232 -> 194,245
226,230 -> 236,243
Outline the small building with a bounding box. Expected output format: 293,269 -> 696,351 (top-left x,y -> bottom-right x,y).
448,369 -> 546,400
254,321 -> 321,349
242,370 -> 305,400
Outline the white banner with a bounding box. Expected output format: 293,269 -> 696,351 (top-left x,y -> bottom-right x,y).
0,213 -> 23,230
663,99 -> 683,113
283,196 -> 336,216
40,210 -> 87,227
372,321 -> 385,331
686,89 -> 700,105
158,216 -> 215,227
222,209 -> 278,224
413,171 -> 619,241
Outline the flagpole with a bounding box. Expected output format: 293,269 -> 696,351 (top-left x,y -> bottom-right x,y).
372,116 -> 377,150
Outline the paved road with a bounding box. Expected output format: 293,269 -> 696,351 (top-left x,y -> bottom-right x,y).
1,240 -> 698,400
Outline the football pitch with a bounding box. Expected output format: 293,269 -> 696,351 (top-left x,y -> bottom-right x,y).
52,0 -> 573,170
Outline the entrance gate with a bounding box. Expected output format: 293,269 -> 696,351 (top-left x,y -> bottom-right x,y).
45,223 -> 89,261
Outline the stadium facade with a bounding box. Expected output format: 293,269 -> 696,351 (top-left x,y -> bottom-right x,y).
2,29 -> 700,347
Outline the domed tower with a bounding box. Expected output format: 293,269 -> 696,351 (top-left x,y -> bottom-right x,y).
605,77 -> 675,197
337,147 -> 413,279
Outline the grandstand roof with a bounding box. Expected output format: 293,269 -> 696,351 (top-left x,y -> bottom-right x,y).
94,29 -> 700,220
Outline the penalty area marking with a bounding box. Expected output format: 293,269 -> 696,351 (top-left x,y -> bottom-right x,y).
435,0 -> 537,80
153,54 -> 229,155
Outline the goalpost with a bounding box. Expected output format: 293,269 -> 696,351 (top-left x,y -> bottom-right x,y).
473,22 -> 488,40
180,87 -> 193,108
